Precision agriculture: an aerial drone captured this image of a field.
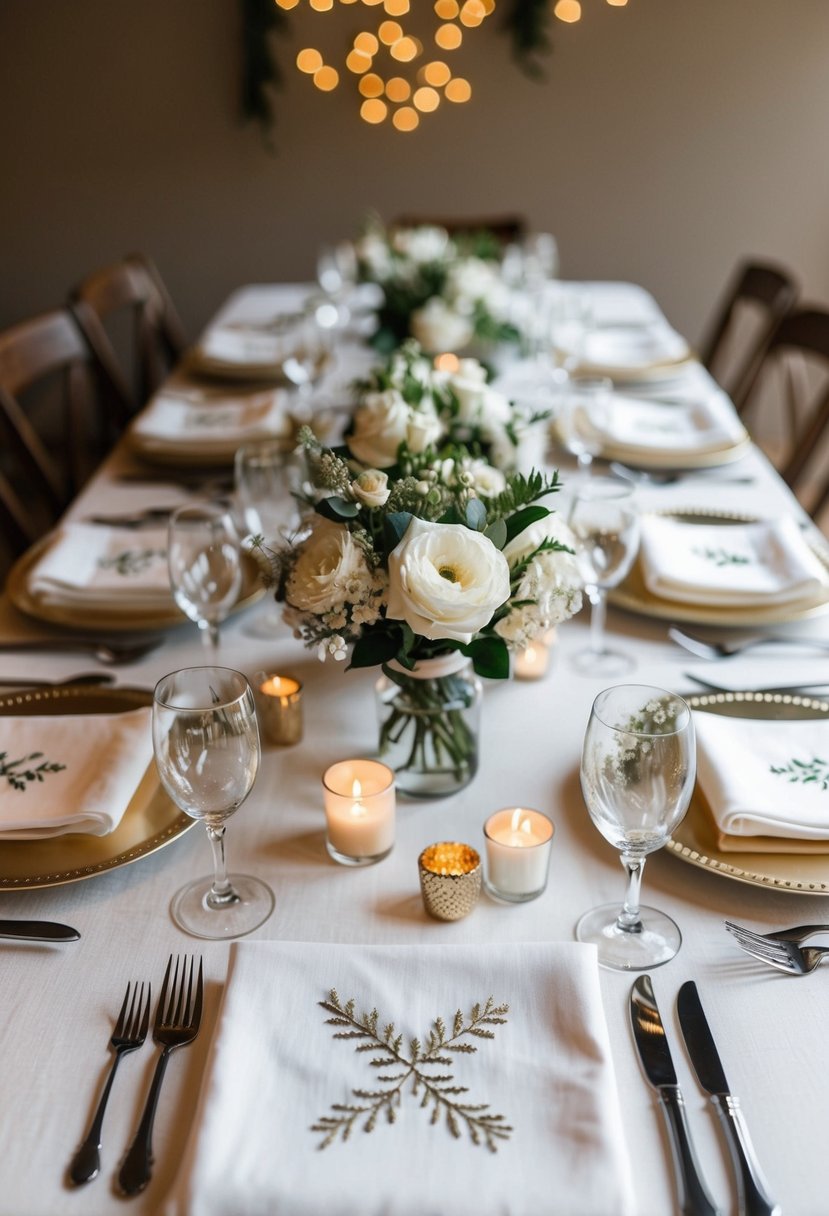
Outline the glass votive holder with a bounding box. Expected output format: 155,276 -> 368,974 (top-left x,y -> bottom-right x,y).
255,673 -> 303,746
483,808 -> 555,903
322,759 -> 395,867
513,642 -> 550,680
418,842 -> 482,922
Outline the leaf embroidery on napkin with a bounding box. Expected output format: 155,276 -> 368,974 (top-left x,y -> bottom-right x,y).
98,548 -> 167,576
691,545 -> 751,568
312,990 -> 513,1152
0,750 -> 66,792
770,757 -> 829,791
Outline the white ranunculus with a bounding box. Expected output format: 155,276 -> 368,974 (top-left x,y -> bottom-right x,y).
392,225 -> 451,264
411,298 -> 474,354
468,460 -> 507,498
348,388 -> 412,468
286,518 -> 373,616
351,469 -> 390,507
446,257 -> 500,306
406,405 -> 445,454
386,517 -> 510,644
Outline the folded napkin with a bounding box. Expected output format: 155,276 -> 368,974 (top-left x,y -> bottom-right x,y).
28,523 -> 173,611
560,322 -> 690,373
167,941 -> 634,1216
593,391 -> 746,454
695,710 -> 829,849
197,323 -> 304,367
0,707 -> 152,838
639,515 -> 829,607
131,391 -> 293,454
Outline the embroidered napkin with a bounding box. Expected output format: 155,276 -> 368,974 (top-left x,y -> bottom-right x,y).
639,515 -> 829,607
0,707 -> 152,837
131,391 -> 293,456
695,711 -> 829,849
166,941 -> 634,1216
592,392 -> 746,454
27,523 -> 173,611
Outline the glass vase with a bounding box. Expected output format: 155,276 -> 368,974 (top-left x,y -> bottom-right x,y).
375,655 -> 482,799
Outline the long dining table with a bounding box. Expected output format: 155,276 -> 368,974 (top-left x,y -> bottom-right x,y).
2,279 -> 829,1216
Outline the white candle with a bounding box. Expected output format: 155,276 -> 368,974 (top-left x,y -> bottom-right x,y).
322,760 -> 395,866
483,807 -> 554,902
513,643 -> 550,680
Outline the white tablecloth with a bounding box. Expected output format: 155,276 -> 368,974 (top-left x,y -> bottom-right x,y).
1,282 -> 828,1216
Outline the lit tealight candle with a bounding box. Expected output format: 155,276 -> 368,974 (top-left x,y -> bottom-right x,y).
255,673 -> 303,746
322,759 -> 395,866
483,807 -> 554,902
513,643 -> 550,680
434,352 -> 461,373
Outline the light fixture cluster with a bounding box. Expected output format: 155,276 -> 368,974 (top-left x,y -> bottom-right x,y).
276,0 -> 493,129
553,0 -> 628,22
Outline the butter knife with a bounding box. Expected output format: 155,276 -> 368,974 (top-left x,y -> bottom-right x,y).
630,976 -> 720,1216
0,920 -> 80,942
677,981 -> 781,1216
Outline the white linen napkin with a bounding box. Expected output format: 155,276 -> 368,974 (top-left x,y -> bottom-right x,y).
593,391 -> 746,453
198,323 -> 304,367
28,523 -> 173,611
0,707 -> 152,838
131,391 -> 293,454
559,321 -> 690,372
166,940 -> 634,1216
695,711 -> 829,843
639,515 -> 829,606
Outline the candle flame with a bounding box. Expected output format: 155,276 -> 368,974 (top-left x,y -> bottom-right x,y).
352,779 -> 362,799
510,808 -> 532,834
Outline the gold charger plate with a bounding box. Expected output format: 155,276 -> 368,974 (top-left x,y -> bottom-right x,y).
596,430 -> 751,471
668,691 -> 829,894
0,685 -> 193,890
609,509 -> 829,626
6,538 -> 265,633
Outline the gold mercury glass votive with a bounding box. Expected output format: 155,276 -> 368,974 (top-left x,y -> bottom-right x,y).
418,842 -> 482,922
254,674 -> 304,746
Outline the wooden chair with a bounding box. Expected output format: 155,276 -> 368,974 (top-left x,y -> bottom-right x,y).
393,214 -> 526,246
699,259 -> 797,411
738,307 -> 829,522
0,307 -> 132,560
71,253 -> 187,405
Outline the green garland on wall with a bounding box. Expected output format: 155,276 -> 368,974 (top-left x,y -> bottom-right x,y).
241,0 -> 552,141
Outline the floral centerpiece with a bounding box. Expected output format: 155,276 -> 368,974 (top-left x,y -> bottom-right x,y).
346,340 -> 550,480
353,220 -> 520,356
263,428 -> 582,796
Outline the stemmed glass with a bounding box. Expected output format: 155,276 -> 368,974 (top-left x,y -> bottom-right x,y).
576,684 -> 695,970
568,477 -> 640,676
153,666 -> 274,939
168,502 -> 242,650
235,440 -> 300,636
556,375 -> 613,475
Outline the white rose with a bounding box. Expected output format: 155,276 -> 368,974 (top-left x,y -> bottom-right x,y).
455,358 -> 487,385
348,388 -> 411,468
468,460 -> 506,498
386,517 -> 510,644
356,232 -> 393,281
392,225 -> 451,263
287,518 -> 371,615
446,257 -> 500,305
351,469 -> 390,507
407,405 -> 445,454
411,298 -> 474,354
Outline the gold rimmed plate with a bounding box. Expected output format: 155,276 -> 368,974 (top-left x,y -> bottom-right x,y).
595,430 -> 751,471
0,685 -> 194,890
668,691 -> 829,894
6,539 -> 265,633
610,509 -> 829,626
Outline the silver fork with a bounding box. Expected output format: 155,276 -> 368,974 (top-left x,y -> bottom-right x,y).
669,625 -> 829,660
118,955 -> 204,1196
68,981 -> 151,1185
725,931 -> 829,975
725,919 -> 829,948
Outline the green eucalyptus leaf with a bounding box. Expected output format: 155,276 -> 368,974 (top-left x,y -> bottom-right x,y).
466,498 -> 488,532
315,496 -> 360,522
384,512 -> 413,550
484,518 -> 508,550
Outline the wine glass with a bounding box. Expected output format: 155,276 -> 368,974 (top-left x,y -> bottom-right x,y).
153,666 -> 274,939
556,374 -> 613,474
235,440 -> 300,545
568,477 -> 640,676
168,503 -> 242,650
576,684 -> 695,970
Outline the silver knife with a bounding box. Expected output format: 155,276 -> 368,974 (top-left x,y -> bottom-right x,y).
677,981 -> 781,1216
630,976 -> 721,1216
0,920 -> 80,942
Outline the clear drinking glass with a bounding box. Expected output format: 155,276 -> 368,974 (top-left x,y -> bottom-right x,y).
568,477 -> 640,676
153,666 -> 274,939
168,503 -> 242,650
576,684 -> 695,970
556,374 -> 613,473
235,440 -> 300,545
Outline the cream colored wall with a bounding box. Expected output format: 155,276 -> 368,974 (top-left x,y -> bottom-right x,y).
2,0 -> 829,346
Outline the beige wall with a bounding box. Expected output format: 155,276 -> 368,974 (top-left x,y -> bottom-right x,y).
2,0 -> 829,345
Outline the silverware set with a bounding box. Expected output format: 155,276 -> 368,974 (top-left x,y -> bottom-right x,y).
670,625 -> 829,661
0,637 -> 162,665
68,954 -> 203,1196
726,919 -> 829,975
631,974 -> 780,1216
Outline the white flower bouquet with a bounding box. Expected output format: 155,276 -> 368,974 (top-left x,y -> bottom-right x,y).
353,220 -> 520,355
264,429 -> 582,792
346,340 -> 550,477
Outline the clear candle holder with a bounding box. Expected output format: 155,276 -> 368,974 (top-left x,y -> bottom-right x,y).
322,759 -> 395,867
483,808 -> 555,903
255,673 -> 303,746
